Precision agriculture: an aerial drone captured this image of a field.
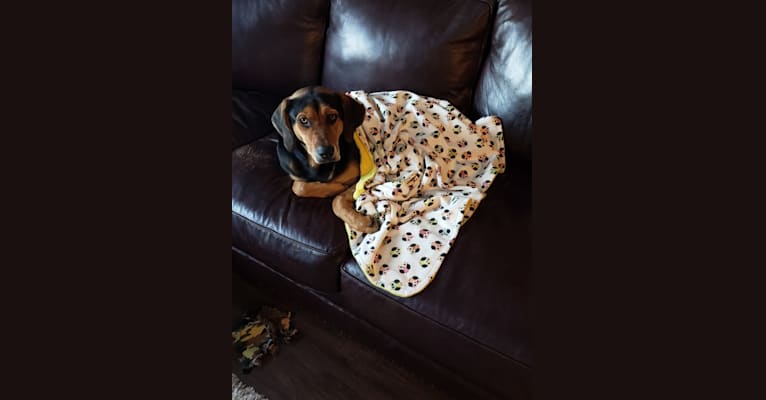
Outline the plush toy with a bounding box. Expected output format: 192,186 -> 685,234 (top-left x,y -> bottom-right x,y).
232,306 -> 299,372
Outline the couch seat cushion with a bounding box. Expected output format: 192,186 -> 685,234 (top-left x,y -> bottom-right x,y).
340,169 -> 531,365
232,135 -> 351,292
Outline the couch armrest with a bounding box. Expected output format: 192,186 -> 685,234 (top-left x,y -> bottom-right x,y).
232,90 -> 282,149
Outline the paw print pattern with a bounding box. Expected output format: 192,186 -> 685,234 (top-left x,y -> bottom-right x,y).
379,264 -> 390,275
441,210 -> 452,221
345,91 -> 505,296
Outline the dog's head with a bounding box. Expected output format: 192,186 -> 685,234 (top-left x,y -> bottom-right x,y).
271,86 -> 365,165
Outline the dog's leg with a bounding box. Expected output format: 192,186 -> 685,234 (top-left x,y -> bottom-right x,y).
333,187 -> 379,233
292,181 -> 347,198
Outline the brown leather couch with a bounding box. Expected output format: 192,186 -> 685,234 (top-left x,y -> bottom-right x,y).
232,0 -> 531,398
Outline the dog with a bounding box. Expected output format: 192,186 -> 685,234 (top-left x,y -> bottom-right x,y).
271,86 -> 380,233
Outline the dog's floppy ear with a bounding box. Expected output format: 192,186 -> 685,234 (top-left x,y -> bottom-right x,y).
271,99 -> 295,151
341,93 -> 365,143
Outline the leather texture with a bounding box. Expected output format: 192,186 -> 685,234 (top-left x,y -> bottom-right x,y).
232,138 -> 350,292
232,0 -> 329,96
339,266 -> 530,399
232,90 -> 282,149
321,0 -> 493,113
474,0 -> 533,160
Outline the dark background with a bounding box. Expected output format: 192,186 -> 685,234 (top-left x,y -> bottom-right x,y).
0,1 -> 763,399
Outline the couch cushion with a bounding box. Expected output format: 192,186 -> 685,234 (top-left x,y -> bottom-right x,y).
232,0 -> 329,94
473,0 -> 532,161
321,0 -> 493,113
232,137 -> 351,292
339,169 -> 531,366
232,90 -> 282,149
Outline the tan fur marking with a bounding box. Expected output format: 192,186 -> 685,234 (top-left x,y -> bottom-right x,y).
333,187 -> 379,233
292,104 -> 344,164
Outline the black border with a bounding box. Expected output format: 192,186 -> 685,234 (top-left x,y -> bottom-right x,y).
5,1 -> 232,397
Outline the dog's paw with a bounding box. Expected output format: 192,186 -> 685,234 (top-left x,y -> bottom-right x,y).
292,181 -> 307,196
353,216 -> 380,234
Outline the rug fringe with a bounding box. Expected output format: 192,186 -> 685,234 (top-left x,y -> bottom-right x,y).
232,373 -> 269,400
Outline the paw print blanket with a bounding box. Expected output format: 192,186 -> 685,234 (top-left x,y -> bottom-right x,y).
345,90 -> 506,297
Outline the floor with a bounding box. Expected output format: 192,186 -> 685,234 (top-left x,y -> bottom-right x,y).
232,278 -> 457,400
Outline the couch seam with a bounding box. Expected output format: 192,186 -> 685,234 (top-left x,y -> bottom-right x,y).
467,0 -> 495,113
232,210 -> 347,255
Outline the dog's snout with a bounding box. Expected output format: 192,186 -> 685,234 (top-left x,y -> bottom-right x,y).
317,146 -> 334,160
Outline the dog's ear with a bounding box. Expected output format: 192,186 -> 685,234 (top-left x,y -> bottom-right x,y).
271,99 -> 295,151
341,93 -> 365,143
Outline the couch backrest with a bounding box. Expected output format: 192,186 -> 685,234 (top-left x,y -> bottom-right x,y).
232,0 -> 532,161
474,0 -> 532,161
232,0 -> 329,95
321,0 -> 493,114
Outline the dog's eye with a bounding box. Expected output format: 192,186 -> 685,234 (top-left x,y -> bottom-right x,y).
327,114 -> 337,124
298,116 -> 309,126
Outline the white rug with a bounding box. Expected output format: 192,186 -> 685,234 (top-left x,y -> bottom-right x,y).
232,374 -> 269,400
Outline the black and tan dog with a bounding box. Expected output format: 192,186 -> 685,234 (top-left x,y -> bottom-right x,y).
271,86 -> 379,233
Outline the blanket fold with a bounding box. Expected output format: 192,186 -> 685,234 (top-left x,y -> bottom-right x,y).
345,90 -> 505,297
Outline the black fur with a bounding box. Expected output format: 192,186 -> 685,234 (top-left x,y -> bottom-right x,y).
271,87 -> 365,183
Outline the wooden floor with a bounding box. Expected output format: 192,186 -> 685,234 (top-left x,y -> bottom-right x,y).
232,280 -> 456,400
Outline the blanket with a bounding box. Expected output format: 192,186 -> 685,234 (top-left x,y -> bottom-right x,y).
345,90 -> 506,297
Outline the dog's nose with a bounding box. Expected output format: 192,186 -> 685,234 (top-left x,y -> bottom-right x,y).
317,146 -> 334,160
